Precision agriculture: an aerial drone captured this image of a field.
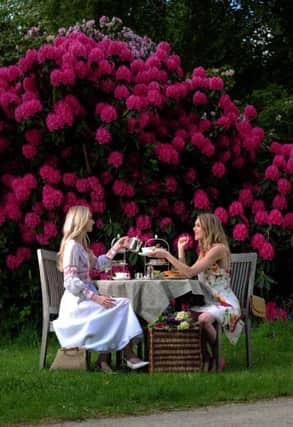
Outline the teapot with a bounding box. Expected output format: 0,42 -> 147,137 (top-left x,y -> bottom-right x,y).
127,236 -> 143,253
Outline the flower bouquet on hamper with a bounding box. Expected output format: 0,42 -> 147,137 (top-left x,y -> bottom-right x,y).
148,303 -> 202,372
148,307 -> 198,331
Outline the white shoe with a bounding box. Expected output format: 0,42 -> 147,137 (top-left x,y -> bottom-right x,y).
125,359 -> 149,370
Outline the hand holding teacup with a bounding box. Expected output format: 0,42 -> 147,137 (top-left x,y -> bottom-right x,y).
147,247 -> 169,259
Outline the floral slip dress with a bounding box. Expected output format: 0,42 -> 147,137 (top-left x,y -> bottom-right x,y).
191,263 -> 244,345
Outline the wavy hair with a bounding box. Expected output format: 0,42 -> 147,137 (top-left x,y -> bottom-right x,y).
57,205 -> 91,271
197,213 -> 230,258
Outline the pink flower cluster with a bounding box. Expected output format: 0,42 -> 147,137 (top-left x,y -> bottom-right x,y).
0,18 -> 292,285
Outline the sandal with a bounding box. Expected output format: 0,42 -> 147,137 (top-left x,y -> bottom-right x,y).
96,361 -> 113,373
123,357 -> 149,370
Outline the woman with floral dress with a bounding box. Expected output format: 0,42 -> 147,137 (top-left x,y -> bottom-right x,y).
53,205 -> 149,372
149,213 -> 242,371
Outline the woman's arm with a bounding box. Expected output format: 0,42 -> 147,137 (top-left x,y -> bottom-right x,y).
151,244 -> 227,278
177,236 -> 189,263
63,241 -> 90,297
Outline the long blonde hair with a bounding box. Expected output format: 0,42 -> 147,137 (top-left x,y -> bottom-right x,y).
57,205 -> 91,271
197,213 -> 230,258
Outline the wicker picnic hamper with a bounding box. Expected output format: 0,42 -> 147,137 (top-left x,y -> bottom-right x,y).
148,324 -> 201,373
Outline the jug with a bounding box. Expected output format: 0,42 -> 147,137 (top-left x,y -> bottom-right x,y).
128,236 -> 143,253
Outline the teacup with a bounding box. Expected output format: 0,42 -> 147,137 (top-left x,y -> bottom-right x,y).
141,246 -> 154,255
113,272 -> 130,279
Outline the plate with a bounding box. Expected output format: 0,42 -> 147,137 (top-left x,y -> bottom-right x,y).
112,276 -> 130,280
138,252 -> 153,256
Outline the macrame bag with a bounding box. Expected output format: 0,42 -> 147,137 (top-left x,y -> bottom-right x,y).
50,347 -> 88,371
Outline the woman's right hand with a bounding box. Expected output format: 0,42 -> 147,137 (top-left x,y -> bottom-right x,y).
178,236 -> 190,251
92,294 -> 116,308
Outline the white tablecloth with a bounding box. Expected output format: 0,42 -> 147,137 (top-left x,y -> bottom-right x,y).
96,279 -> 205,323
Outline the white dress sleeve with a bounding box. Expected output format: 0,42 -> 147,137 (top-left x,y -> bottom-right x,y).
63,240 -> 88,297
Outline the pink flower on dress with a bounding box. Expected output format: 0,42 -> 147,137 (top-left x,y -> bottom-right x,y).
193,189 -> 210,210
214,207 -> 229,224
95,127 -> 112,144
259,242 -> 275,260
233,223 -> 248,241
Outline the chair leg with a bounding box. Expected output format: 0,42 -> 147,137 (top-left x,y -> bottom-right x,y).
39,320 -> 49,369
245,319 -> 252,368
215,322 -> 221,371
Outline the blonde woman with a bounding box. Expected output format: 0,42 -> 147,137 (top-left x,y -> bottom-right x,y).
149,213 -> 242,371
53,205 -> 149,372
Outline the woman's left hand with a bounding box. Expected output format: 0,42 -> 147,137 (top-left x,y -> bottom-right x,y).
149,248 -> 169,259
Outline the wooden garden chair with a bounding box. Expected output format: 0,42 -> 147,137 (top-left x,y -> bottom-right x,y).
37,249 -> 64,369
215,252 -> 257,370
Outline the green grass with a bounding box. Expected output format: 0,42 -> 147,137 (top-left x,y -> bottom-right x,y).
0,321 -> 293,426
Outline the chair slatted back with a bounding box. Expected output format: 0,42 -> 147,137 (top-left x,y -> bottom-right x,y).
231,252 -> 257,319
37,249 -> 64,319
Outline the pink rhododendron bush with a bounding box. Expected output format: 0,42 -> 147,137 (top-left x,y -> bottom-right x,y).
0,17 -> 292,331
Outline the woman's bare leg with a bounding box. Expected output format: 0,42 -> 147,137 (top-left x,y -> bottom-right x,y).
198,312 -> 217,371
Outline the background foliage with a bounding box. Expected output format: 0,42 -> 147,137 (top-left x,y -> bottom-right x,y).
0,1 -> 292,335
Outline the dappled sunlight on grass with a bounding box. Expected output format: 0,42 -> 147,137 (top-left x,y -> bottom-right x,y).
0,321 -> 292,425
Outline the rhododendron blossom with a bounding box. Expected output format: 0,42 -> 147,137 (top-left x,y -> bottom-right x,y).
0,17 -> 292,321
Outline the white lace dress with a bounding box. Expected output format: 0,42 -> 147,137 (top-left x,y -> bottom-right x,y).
191,264 -> 243,344
53,240 -> 143,352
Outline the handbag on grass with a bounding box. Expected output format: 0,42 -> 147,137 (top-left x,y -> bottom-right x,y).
50,347 -> 88,371
250,295 -> 266,319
